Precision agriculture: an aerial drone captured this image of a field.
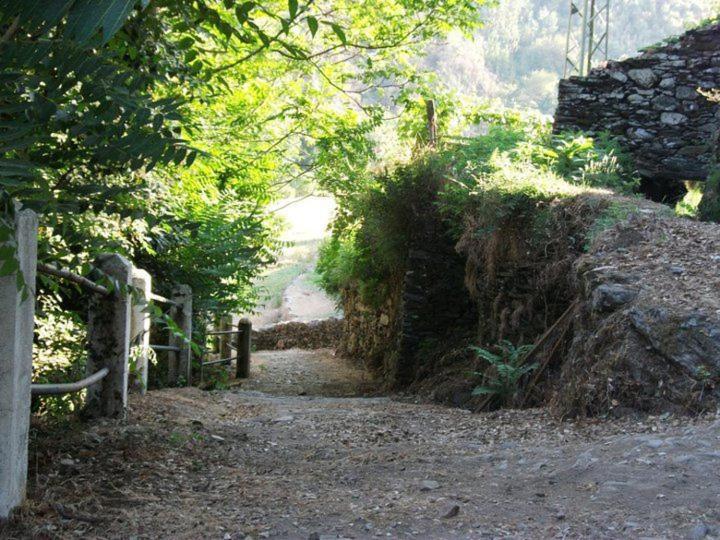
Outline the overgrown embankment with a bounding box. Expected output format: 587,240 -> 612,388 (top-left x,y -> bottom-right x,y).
319,112 -> 720,416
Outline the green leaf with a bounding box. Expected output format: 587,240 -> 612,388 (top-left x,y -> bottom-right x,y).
100,0 -> 137,43
0,256 -> 19,277
288,0 -> 298,19
330,23 -> 346,45
306,16 -> 318,37
177,36 -> 195,50
235,1 -> 255,24
65,0 -> 138,44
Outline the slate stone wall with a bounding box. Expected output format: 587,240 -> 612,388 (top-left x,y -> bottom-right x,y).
554,23 -> 720,182
252,318 -> 343,351
338,192 -> 475,387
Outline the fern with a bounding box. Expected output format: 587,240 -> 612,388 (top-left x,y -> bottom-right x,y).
469,340 -> 536,404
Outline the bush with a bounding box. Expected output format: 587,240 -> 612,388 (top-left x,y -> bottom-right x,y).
518,131 -> 639,194
317,152 -> 443,306
676,181 -> 704,219
317,112 -> 640,309
699,167 -> 720,223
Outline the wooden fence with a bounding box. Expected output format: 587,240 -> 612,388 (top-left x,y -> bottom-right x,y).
0,208 -> 251,520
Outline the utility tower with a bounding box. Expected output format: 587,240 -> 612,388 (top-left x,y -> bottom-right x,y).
563,0 -> 611,78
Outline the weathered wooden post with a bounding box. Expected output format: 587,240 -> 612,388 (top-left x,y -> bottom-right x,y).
236,317 -> 252,379
425,99 -> 438,148
169,284 -> 192,385
130,268 -> 151,394
86,254 -> 132,418
0,208 -> 37,520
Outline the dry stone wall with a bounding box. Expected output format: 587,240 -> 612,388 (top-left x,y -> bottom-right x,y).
252,318 -> 343,351
554,23 -> 720,182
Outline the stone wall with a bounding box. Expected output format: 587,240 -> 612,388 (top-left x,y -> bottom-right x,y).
338,212 -> 475,387
554,23 -> 720,182
252,318 -> 343,351
339,281 -> 403,377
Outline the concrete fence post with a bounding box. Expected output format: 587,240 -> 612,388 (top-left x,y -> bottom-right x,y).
130,268 -> 151,394
86,254 -> 132,418
0,209 -> 38,520
169,285 -> 192,386
236,318 -> 252,379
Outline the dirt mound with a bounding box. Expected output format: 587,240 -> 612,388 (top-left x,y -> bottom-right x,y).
401,193 -> 720,418
556,209 -> 720,416
457,194 -> 609,347
252,318 -> 343,351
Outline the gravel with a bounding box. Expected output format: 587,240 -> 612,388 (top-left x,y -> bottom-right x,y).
5,349 -> 720,539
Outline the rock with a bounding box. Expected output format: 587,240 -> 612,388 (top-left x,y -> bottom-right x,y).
676,86 -> 699,100
628,93 -> 648,105
554,22 -> 720,182
253,318 -> 343,351
652,95 -> 679,111
420,480 -> 440,491
660,112 -> 688,126
442,505 -> 460,519
591,283 -> 638,313
627,68 -> 658,88
629,308 -> 720,373
629,128 -> 654,139
690,522 -> 709,540
670,266 -> 685,275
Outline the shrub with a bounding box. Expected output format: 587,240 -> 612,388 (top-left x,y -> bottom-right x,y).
317,112 -> 641,310
676,181 -> 704,219
699,167 -> 720,223
519,131 -> 639,194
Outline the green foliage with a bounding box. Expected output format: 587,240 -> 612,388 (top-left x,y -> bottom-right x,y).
676,182 -> 705,219
317,110 -> 641,304
201,366 -> 231,391
30,294 -> 88,417
317,151 -> 444,305
420,0 -> 716,113
316,235 -> 360,298
1,0 -> 494,412
519,131 -> 640,194
585,199 -> 643,248
469,340 -> 536,403
439,123 -> 638,241
699,167 -> 720,223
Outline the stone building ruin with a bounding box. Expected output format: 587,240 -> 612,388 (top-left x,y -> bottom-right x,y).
554,22 -> 720,200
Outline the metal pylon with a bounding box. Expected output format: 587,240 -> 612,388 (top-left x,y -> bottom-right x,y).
563,0 -> 610,78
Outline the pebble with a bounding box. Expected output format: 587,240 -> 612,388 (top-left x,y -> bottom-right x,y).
443,505 -> 460,519
690,522 -> 709,540
421,480 -> 440,491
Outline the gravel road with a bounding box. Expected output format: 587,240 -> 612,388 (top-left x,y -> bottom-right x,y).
5,349 -> 720,539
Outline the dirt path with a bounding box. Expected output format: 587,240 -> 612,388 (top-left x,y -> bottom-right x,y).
250,196 -> 341,329
281,271 -> 341,324
5,349 -> 720,539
